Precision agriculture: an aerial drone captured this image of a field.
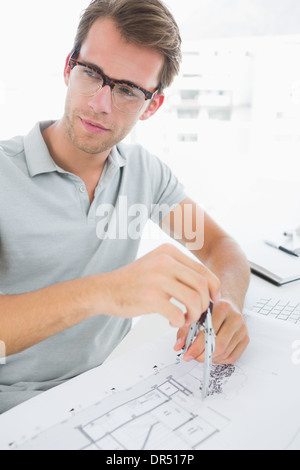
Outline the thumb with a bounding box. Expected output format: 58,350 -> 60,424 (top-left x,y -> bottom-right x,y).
174,325 -> 191,352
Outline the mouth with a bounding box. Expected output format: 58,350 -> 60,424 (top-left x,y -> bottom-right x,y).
80,118 -> 110,135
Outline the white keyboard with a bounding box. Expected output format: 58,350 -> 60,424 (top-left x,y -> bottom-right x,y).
250,297 -> 300,325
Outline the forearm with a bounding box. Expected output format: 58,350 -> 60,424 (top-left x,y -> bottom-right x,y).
197,236 -> 251,312
0,242 -> 222,359
168,200 -> 251,363
161,199 -> 250,311
0,275 -> 102,357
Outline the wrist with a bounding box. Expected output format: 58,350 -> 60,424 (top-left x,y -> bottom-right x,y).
83,273 -> 112,318
214,296 -> 244,315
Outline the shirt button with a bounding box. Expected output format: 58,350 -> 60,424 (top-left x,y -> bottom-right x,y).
79,185 -> 86,193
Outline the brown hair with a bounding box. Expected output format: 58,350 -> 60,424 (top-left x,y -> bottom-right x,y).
72,0 -> 182,92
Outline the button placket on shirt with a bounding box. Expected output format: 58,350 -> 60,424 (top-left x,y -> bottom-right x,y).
87,162 -> 121,226
74,180 -> 90,217
71,151 -> 125,226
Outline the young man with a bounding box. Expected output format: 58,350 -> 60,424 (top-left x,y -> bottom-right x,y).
0,0 -> 250,414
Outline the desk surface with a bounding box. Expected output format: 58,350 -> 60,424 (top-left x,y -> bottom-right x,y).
0,274 -> 299,450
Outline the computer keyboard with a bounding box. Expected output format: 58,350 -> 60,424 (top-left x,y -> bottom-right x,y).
250,297 -> 300,325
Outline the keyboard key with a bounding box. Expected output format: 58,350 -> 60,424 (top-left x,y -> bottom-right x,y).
250,298 -> 300,325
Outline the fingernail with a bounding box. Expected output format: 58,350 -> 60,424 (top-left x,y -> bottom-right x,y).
174,338 -> 183,349
184,355 -> 194,362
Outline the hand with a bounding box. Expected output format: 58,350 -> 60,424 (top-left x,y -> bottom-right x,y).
99,243 -> 220,328
174,299 -> 250,364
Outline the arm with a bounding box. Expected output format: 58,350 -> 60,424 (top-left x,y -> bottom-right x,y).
0,276 -> 102,357
0,243 -> 220,358
161,197 -> 251,364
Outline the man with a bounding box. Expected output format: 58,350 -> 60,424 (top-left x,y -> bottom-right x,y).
0,0 -> 250,414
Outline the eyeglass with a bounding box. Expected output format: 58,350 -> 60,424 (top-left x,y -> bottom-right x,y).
68,53 -> 159,115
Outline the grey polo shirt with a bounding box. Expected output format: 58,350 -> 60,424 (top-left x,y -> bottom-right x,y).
0,121 -> 187,414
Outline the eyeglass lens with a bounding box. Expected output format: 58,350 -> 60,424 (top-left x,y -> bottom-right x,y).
70,65 -> 146,114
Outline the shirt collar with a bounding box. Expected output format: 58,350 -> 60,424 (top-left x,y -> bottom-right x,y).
111,144 -> 127,169
24,121 -> 127,177
24,121 -> 58,177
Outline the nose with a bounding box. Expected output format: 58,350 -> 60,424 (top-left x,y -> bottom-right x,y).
88,85 -> 113,114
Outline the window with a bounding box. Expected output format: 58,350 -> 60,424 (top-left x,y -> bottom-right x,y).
178,134 -> 198,142
180,90 -> 200,101
177,109 -> 199,119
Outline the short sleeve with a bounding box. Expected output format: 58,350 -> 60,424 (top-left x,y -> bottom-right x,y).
148,155 -> 187,224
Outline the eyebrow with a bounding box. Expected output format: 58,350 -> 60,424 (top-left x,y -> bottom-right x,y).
79,58 -> 143,90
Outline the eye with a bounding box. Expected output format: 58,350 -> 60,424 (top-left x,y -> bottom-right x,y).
118,85 -> 135,96
83,69 -> 99,80
116,84 -> 143,100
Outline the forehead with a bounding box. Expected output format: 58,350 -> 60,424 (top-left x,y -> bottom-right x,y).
79,17 -> 164,91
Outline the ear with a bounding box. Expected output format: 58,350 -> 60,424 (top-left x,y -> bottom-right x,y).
139,93 -> 165,121
64,53 -> 72,87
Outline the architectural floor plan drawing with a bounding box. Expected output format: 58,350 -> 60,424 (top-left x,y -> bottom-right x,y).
3,314 -> 300,451
14,355 -> 247,450
77,372 -> 229,450
77,363 -> 240,451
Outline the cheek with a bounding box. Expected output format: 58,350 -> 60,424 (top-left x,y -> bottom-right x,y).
120,116 -> 140,135
64,89 -> 76,117
110,115 -> 140,143
64,89 -> 86,115
113,109 -> 139,130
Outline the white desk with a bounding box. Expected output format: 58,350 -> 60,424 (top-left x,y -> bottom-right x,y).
0,273 -> 299,450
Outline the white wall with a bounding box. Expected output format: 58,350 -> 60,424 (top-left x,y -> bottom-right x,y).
1,0 -> 299,222
0,0 -> 88,138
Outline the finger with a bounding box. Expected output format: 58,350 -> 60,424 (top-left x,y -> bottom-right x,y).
183,304 -> 234,362
183,313 -> 246,363
183,329 -> 206,362
216,335 -> 250,365
213,327 -> 242,363
174,269 -> 210,325
213,313 -> 244,359
158,297 -> 186,329
211,309 -> 226,338
179,257 -> 220,303
155,244 -> 220,301
214,324 -> 249,364
174,325 -> 190,351
189,325 -> 248,365
164,275 -> 210,325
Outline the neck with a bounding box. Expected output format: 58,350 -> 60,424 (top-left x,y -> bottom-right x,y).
42,119 -> 110,177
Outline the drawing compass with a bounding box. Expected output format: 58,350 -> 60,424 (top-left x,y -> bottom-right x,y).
183,301 -> 215,400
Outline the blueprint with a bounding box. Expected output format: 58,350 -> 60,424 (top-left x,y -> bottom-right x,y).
15,358 -> 243,450
2,313 -> 300,450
